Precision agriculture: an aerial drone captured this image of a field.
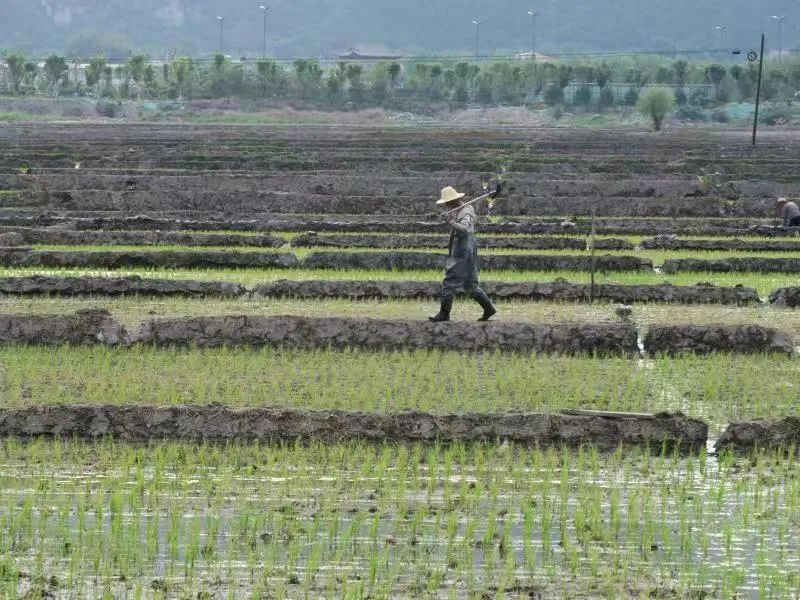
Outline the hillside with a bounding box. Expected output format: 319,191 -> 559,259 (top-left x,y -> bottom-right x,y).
0,0 -> 796,58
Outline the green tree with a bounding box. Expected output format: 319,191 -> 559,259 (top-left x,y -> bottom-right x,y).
595,62 -> 612,88
256,59 -> 284,98
387,62 -> 402,88
624,87 -> 639,106
23,62 -> 39,92
211,53 -> 229,97
346,63 -> 365,103
143,64 -> 157,97
293,59 -> 323,100
127,54 -> 147,99
574,85 -> 592,109
43,55 -> 68,95
5,53 -> 26,94
544,83 -> 564,106
85,57 -> 107,96
172,57 -> 194,99
637,86 -> 676,131
672,60 -> 688,85
655,66 -> 672,84
705,64 -> 726,85
598,86 -> 615,112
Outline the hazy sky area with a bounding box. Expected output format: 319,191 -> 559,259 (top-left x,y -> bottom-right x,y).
0,0 -> 797,59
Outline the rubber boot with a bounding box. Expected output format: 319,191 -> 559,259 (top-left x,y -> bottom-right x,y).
472,288 -> 497,321
428,297 -> 453,322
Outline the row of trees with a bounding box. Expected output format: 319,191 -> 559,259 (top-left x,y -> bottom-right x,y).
3,51 -> 800,109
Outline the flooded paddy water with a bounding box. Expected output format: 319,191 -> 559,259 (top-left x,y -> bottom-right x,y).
1,440 -> 799,598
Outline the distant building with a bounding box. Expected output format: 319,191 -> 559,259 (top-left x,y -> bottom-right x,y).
338,50 -> 404,60
516,52 -> 556,61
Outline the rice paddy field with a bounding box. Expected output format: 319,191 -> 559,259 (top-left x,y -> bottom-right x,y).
1,122 -> 800,598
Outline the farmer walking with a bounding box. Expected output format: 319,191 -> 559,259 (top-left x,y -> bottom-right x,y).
777,197 -> 800,227
429,186 -> 497,322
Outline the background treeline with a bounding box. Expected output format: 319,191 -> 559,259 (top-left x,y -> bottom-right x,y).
3,52 -> 800,113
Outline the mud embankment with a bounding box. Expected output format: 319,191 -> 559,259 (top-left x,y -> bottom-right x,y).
662,257 -> 800,274
644,325 -> 796,356
0,309 -> 126,345
0,248 -> 649,272
0,215 -> 787,238
0,276 -> 760,305
769,287 -> 800,307
135,316 -> 640,355
254,279 -> 760,305
292,233 -> 633,251
716,417 -> 800,452
303,252 -> 653,272
0,227 -> 285,248
641,236 -> 800,252
0,405 -> 708,449
0,249 -> 299,269
0,275 -> 246,298
1,311 -> 794,357
3,189 -> 773,218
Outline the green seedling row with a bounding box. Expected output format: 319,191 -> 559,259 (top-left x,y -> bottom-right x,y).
1,439 -> 800,598
0,266 -> 798,294
0,345 -> 796,434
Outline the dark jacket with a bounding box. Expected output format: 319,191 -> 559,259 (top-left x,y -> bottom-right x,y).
442,204 -> 480,298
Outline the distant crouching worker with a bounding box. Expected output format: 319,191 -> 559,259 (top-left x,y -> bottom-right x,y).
429,186 -> 497,322
777,197 -> 800,227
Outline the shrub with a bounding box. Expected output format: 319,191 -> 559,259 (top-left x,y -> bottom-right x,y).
761,105 -> 792,126
544,84 -> 564,106
598,87 -> 615,111
574,85 -> 592,109
623,87 -> 639,106
674,88 -> 687,105
637,86 -> 676,131
711,109 -> 729,123
677,105 -> 707,121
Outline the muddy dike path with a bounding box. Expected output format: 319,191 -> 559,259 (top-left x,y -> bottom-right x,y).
0,311 -> 796,356
3,215 -> 788,237
0,405 -> 707,450
0,249 -> 652,272
0,275 -> 761,305
253,279 -> 761,305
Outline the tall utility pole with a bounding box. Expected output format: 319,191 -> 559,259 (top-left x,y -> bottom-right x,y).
753,33 -> 766,146
472,19 -> 484,60
260,6 -> 270,59
715,25 -> 727,54
217,16 -> 225,54
528,10 -> 537,59
772,15 -> 785,63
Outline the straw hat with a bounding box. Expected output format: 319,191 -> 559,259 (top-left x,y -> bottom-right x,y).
777,197 -> 788,205
436,186 -> 466,205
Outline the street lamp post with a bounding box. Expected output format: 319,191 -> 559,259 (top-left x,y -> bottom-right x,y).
260,6 -> 271,59
472,18 -> 484,60
527,11 -> 537,59
217,16 -> 225,54
773,16 -> 785,63
715,25 -> 727,53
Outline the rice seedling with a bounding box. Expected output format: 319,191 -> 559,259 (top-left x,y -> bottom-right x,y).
2,263 -> 799,294
0,344 -> 796,435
